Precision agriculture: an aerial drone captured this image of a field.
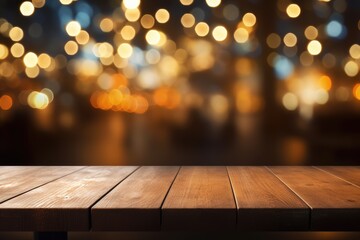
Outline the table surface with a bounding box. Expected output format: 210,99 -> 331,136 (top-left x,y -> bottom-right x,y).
0,166 -> 359,232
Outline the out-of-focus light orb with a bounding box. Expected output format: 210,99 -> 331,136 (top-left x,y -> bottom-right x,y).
117,43 -> 133,58
60,0 -> 73,5
99,18 -> 114,32
304,26 -> 318,40
195,22 -> 209,37
315,89 -> 329,104
28,91 -> 49,109
10,43 -> 25,58
20,2 -> 35,16
344,60 -> 359,77
0,95 -> 13,111
181,13 -> 195,28
41,88 -> 54,103
283,33 -> 297,47
23,52 -> 38,67
0,44 -> 9,60
38,53 -> 51,69
141,14 -> 155,29
9,27 -> 24,42
282,93 -> 298,111
97,73 -> 113,90
146,30 -> 161,45
155,9 -> 170,24
326,20 -> 343,38
64,40 -> 78,55
266,33 -> 281,49
212,26 -> 227,42
274,55 -> 294,79
125,9 -> 141,22
206,0 -> 221,8
25,66 -> 40,78
146,49 -> 161,64
349,44 -> 360,59
97,42 -> 114,58
353,84 -> 360,101
223,4 -> 239,21
180,0 -> 193,6
286,4 -> 301,18
75,30 -> 90,45
300,51 -> 313,66
210,94 -> 228,116
318,75 -> 332,91
242,13 -> 256,27
66,21 -> 81,37
336,86 -> 350,101
32,0 -> 45,8
120,25 -> 136,40
322,53 -> 336,68
234,28 -> 249,43
307,40 -> 322,55
123,0 -> 140,9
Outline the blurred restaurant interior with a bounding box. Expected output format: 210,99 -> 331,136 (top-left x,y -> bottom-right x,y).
0,0 -> 359,167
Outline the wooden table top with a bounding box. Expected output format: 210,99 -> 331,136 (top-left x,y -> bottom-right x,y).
0,166 -> 359,232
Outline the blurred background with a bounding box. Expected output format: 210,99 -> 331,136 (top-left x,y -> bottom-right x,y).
1,1 -> 360,239
0,0 -> 359,167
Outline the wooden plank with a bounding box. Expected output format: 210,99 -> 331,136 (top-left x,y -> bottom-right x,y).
0,166 -> 84,203
0,166 -> 137,231
318,166 -> 360,187
161,166 -> 236,230
92,166 -> 179,231
227,167 -> 309,230
269,166 -> 360,230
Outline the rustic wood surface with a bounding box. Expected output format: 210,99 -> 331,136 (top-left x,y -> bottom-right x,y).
161,166 -> 237,230
0,166 -> 359,232
227,166 -> 309,230
92,166 -> 179,231
269,166 -> 360,230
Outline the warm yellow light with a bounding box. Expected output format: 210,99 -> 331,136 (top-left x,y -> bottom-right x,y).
125,8 -> 140,22
32,0 -> 46,8
353,84 -> 360,100
0,44 -> 9,60
286,4 -> 301,18
145,30 -> 161,45
155,9 -> 170,24
60,0 -> 73,5
28,91 -> 49,109
123,0 -> 140,9
283,32 -> 297,47
243,13 -> 256,27
304,26 -> 318,40
206,0 -> 221,8
195,22 -> 209,37
9,27 -> 24,42
180,0 -> 193,6
66,21 -> 81,37
99,18 -> 114,32
117,43 -> 133,58
75,30 -> 90,45
318,75 -> 332,91
64,40 -> 78,55
38,53 -> 51,69
349,44 -> 360,59
344,60 -> 359,77
23,52 -> 38,67
141,14 -> 155,29
98,42 -> 113,58
282,93 -> 298,111
120,25 -> 136,41
25,66 -> 40,78
234,28 -> 249,43
212,26 -> 227,42
181,13 -> 195,28
307,40 -> 322,55
10,43 -> 25,58
20,2 -> 35,16
266,33 -> 281,48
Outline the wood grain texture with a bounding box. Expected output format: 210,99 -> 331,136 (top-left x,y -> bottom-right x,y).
0,166 -> 137,231
0,166 -> 84,203
318,166 -> 360,187
162,166 -> 236,230
269,166 -> 360,230
227,167 -> 309,230
92,166 -> 179,231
